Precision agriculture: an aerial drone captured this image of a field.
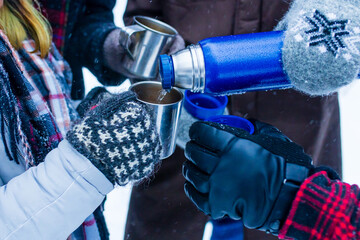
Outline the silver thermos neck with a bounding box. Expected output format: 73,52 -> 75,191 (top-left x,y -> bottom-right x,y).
165,44 -> 206,92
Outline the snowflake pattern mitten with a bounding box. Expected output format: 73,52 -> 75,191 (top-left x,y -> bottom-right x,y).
275,0 -> 360,95
67,91 -> 161,186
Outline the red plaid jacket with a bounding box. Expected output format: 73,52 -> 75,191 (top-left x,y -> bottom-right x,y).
279,171 -> 360,240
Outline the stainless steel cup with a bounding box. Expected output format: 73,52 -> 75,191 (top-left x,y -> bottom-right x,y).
120,16 -> 178,79
129,81 -> 183,159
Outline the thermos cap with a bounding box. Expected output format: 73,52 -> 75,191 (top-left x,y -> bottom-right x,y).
159,55 -> 174,90
184,90 -> 228,120
207,115 -> 254,134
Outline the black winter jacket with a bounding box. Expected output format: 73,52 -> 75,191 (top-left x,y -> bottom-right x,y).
42,0 -> 125,100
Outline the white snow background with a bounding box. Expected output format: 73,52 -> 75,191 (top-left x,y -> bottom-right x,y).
82,1 -> 360,239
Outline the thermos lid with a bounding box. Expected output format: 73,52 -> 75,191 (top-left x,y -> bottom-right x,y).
184,90 -> 228,120
207,115 -> 254,134
159,55 -> 174,90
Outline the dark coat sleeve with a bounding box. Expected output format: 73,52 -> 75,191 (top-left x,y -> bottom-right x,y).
123,0 -> 163,24
278,171 -> 360,239
65,0 -> 126,99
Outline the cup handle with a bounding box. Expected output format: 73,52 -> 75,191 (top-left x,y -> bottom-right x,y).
119,25 -> 145,60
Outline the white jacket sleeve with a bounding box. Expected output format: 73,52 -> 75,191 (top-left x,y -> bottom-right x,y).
0,140 -> 113,240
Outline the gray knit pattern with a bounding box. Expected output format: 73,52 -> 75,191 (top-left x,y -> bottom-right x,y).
275,0 -> 360,95
67,91 -> 161,186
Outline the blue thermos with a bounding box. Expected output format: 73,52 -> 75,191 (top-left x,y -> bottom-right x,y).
159,31 -> 291,94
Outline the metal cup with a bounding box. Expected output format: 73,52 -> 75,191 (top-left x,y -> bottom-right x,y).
129,81 -> 183,159
120,16 -> 178,79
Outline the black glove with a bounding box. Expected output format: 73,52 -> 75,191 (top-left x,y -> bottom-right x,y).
67,91 -> 161,186
183,120 -> 315,234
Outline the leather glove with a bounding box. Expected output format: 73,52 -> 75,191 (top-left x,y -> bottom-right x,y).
183,120 -> 315,235
67,91 -> 161,186
274,0 -> 360,95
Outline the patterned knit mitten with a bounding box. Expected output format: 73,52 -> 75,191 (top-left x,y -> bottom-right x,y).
76,87 -> 113,118
275,0 -> 360,95
67,91 -> 161,186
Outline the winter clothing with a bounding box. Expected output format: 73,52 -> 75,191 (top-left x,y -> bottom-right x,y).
19,40 -> 77,136
0,31 -> 103,239
41,0 -> 124,100
279,171 -> 360,239
67,91 -> 161,186
76,87 -> 112,118
184,120 -> 312,234
102,28 -> 185,79
124,1 -> 342,239
41,0 -> 185,100
184,120 -> 360,240
275,0 -> 360,95
0,32 -> 71,168
0,139 -> 113,240
0,28 -> 160,239
40,0 -> 167,238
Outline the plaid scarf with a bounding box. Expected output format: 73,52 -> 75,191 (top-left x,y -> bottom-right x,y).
19,39 -> 78,136
0,31 -> 64,167
36,1 -> 110,238
0,31 -> 103,240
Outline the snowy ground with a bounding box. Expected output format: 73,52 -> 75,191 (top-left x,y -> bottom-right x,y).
82,1 -> 360,239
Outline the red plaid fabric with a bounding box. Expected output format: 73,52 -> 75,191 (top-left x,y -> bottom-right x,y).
0,31 -> 36,165
40,0 -> 69,54
19,40 -> 77,136
17,39 -> 100,240
279,171 -> 360,240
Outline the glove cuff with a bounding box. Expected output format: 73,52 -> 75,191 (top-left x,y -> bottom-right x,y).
259,163 -> 309,235
205,121 -> 313,168
309,165 -> 341,180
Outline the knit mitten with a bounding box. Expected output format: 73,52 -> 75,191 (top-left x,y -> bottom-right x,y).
67,91 -> 161,186
76,87 -> 113,118
275,0 -> 360,95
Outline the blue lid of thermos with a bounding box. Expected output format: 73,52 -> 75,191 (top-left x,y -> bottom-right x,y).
207,115 -> 254,134
159,55 -> 174,90
184,90 -> 228,120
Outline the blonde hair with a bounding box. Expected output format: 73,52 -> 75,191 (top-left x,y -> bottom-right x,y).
0,0 -> 52,58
